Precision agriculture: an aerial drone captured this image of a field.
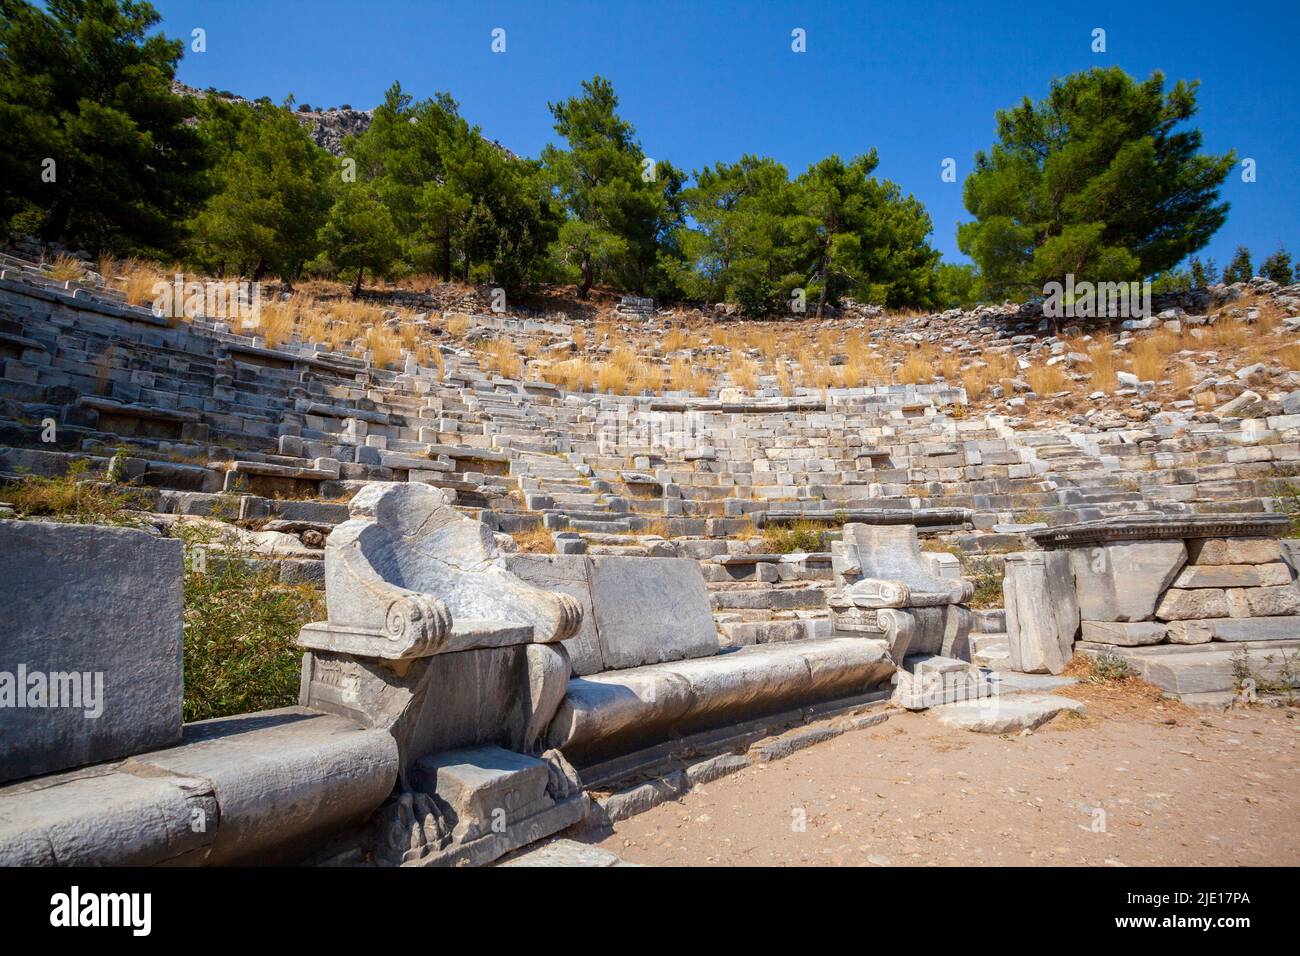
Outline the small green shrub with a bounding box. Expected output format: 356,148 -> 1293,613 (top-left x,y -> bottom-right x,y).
1085,653 -> 1136,684
175,524 -> 324,722
1266,480 -> 1300,538
1,459 -> 145,526
761,519 -> 825,554
965,558 -> 1004,609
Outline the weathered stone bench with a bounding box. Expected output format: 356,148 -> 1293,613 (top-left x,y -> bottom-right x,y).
0,520 -> 397,865
502,552 -> 895,768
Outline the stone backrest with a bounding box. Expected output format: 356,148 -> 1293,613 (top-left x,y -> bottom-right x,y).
0,520 -> 184,785
506,554 -> 720,676
302,483 -> 580,659
832,523 -> 973,608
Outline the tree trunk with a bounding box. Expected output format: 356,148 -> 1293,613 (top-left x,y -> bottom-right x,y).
578,250 -> 593,300
441,221 -> 452,282
815,224 -> 835,318
42,192 -> 75,245
352,263 -> 364,297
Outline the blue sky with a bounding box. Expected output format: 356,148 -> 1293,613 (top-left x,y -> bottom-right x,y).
153,0 -> 1299,271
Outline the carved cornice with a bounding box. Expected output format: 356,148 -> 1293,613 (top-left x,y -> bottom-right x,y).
1029,513 -> 1291,549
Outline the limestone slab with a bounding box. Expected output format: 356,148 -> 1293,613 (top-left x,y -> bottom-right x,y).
1080,621 -> 1168,646
1156,587 -> 1228,621
1173,563 -> 1292,588
932,694 -> 1086,734
1188,537 -> 1282,565
586,556 -> 719,669
1225,585 -> 1300,618
0,520 -> 183,785
1002,551 -> 1079,674
506,553 -> 603,676
1070,541 -> 1187,622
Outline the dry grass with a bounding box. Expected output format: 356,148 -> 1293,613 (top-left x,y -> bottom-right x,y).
446,313 -> 469,338
1088,341 -> 1118,392
668,357 -> 711,395
1026,363 -> 1067,395
511,526 -> 556,554
47,252 -> 86,281
662,327 -> 690,353
728,353 -> 760,391
482,339 -> 523,379
896,352 -> 933,385
1277,345 -> 1300,371
1129,339 -> 1167,382
257,298 -> 298,349
365,326 -> 403,370
1207,317 -> 1250,350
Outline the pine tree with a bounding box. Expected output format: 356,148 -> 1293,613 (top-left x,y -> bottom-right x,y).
0,0 -> 208,254
1260,247 -> 1294,285
958,67 -> 1234,298
319,182 -> 401,295
1221,246 -> 1254,285
542,76 -> 668,299
190,101 -> 333,283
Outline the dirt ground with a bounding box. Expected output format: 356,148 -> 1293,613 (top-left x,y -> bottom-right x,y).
591,683 -> 1300,866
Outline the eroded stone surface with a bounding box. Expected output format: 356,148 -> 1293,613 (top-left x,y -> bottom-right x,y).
1070,541 -> 1187,622
1080,621 -> 1168,646
1003,551 -> 1079,673
0,520 -> 183,785
932,694 -> 1086,734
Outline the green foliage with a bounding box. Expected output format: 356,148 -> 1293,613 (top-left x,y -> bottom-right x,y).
933,262 -> 982,309
794,151 -> 940,313
1267,480 -> 1300,538
1,458 -> 145,525
1085,653 -> 1137,684
0,0 -> 208,254
1260,246 -> 1294,285
958,67 -> 1234,299
542,76 -> 678,299
1189,255 -> 1217,288
175,523 -> 323,722
190,99 -> 334,282
1222,245 -> 1254,284
761,520 -> 825,554
1150,267 -> 1192,294
671,151 -> 940,315
319,180 -> 401,294
963,557 -> 1004,609
1231,645 -> 1299,700
342,83 -> 558,293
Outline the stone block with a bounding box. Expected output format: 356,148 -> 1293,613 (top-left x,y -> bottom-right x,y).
1225,584 -> 1300,618
1002,551 -> 1079,674
933,694 -> 1086,734
505,553 -> 603,676
1187,537 -> 1282,565
1080,621 -> 1168,646
586,556 -> 719,669
412,746 -> 552,844
1156,587 -> 1228,620
1173,563 -> 1292,588
1070,541 -> 1187,622
1173,617 -> 1300,642
1166,620 -> 1213,644
0,520 -> 183,785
